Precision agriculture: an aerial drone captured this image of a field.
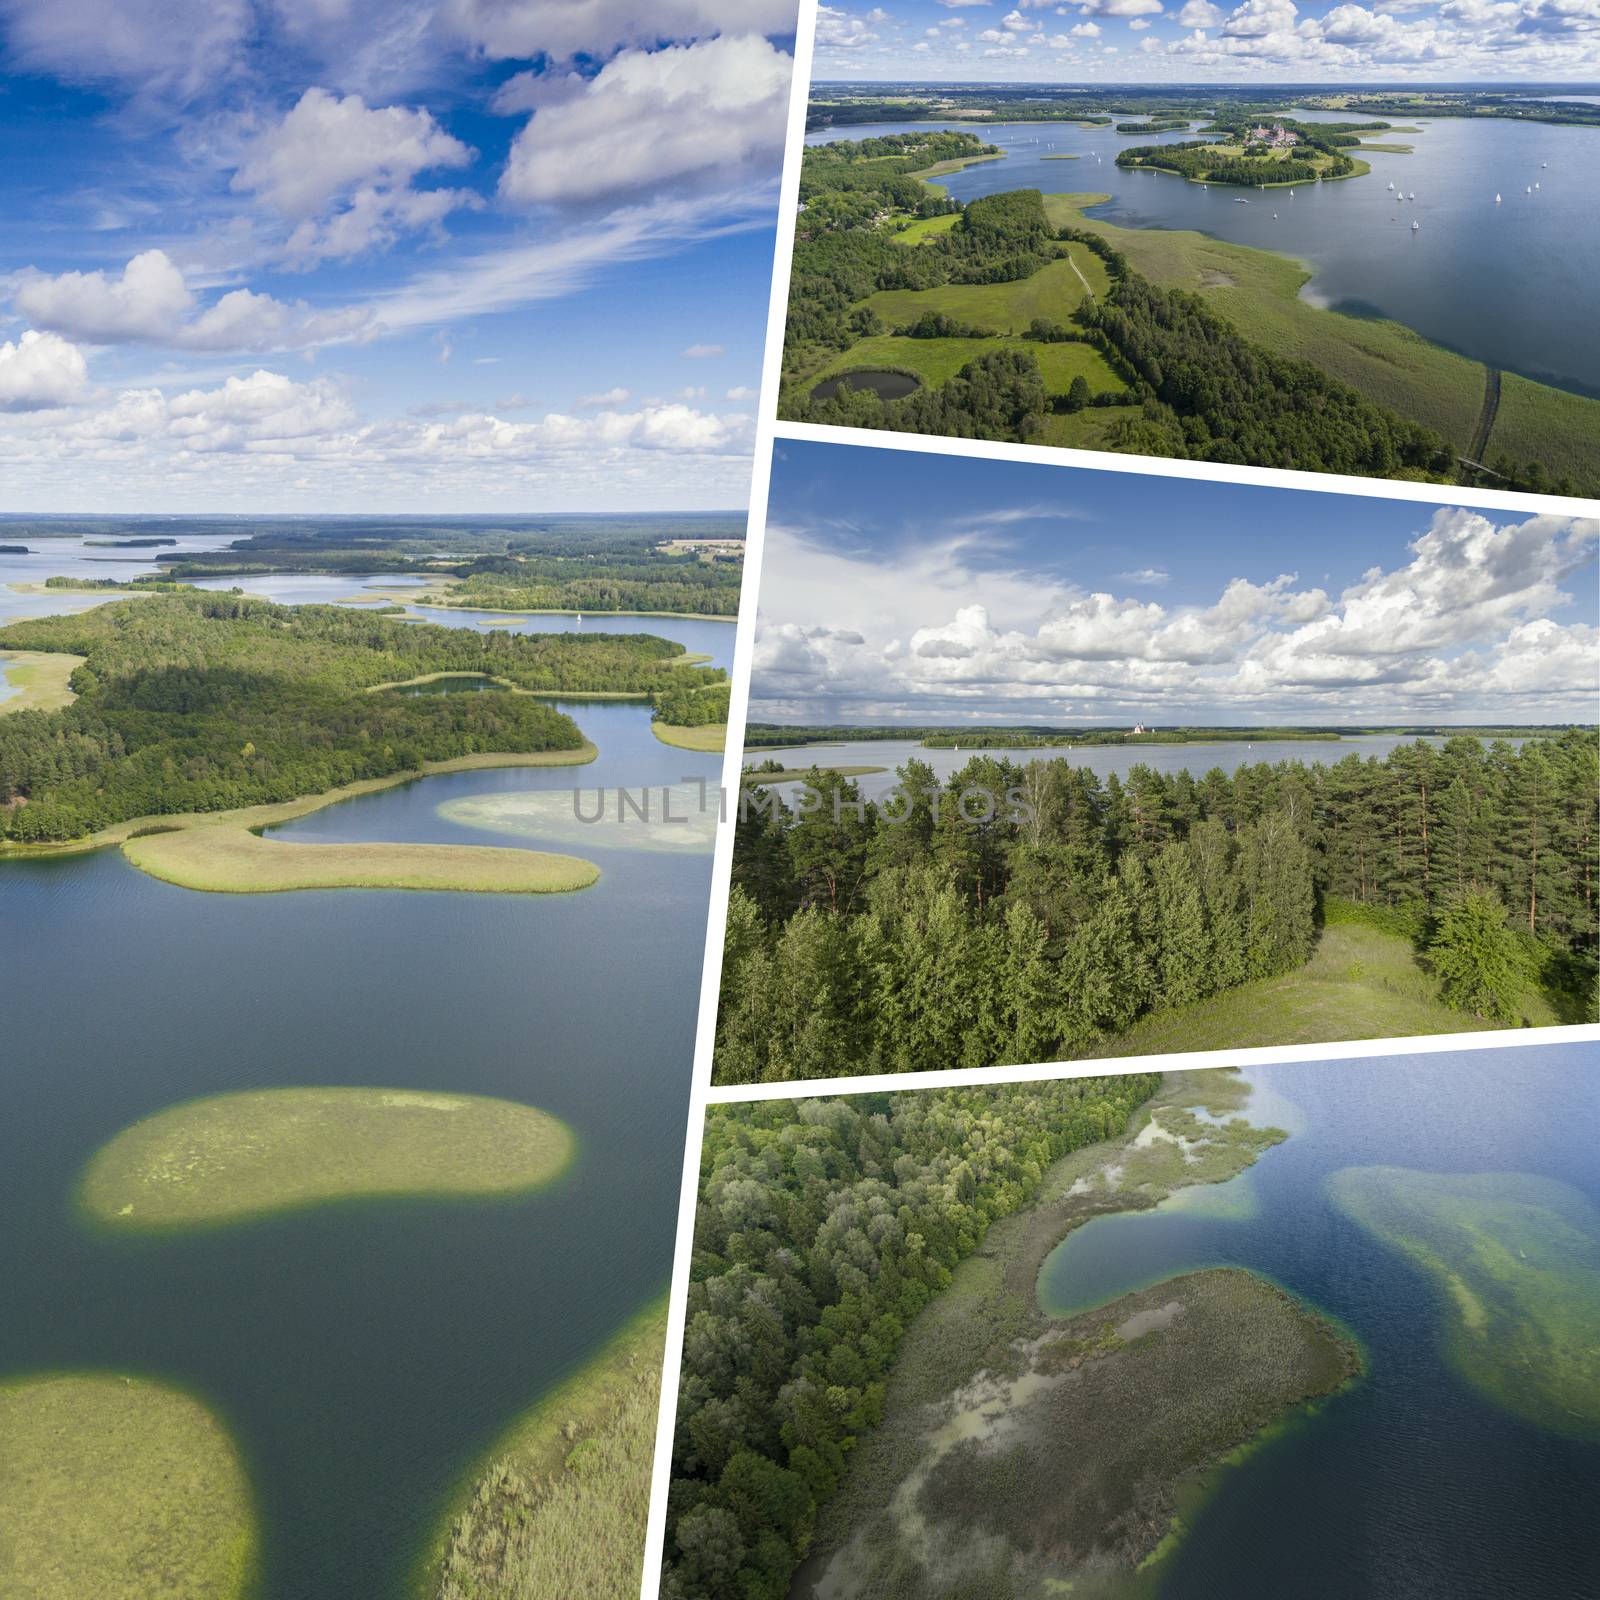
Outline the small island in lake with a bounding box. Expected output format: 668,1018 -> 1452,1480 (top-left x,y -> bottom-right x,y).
0,1372 -> 257,1600
80,1087 -> 574,1228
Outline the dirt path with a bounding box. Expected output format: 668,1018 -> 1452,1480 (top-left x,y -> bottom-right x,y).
1065,249 -> 1096,301
1467,365 -> 1502,464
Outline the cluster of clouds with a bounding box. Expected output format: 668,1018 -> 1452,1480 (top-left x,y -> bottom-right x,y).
0,366 -> 757,507
751,508 -> 1599,722
0,1 -> 795,503
815,0 -> 1600,75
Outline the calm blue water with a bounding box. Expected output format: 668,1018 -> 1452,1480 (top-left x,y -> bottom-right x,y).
1038,1048 -> 1600,1598
745,733 -> 1528,800
0,629 -> 716,1589
0,532 -> 236,623
809,116 -> 1600,397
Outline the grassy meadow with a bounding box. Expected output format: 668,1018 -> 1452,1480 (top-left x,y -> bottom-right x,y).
1089,911 -> 1552,1060
427,1299 -> 667,1600
80,1087 -> 574,1229
0,650 -> 84,715
0,1373 -> 257,1600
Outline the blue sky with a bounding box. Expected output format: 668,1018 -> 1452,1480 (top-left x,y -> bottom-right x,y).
0,1 -> 798,511
753,441 -> 1600,723
815,1 -> 1600,84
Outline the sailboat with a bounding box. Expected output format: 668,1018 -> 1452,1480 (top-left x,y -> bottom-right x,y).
1408,191 -> 1415,200
1535,181 -> 1541,190
1273,212 -> 1278,219
1411,219 -> 1419,231
1526,185 -> 1532,193
1387,179 -> 1395,190
1495,192 -> 1502,203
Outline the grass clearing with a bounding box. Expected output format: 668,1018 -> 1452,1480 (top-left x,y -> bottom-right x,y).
652,720 -> 726,752
123,822 -> 600,894
425,1299 -> 666,1600
1330,1167 -> 1600,1439
0,1372 -> 257,1599
814,332 -> 1124,396
81,1087 -> 574,1229
1041,192 -> 1600,485
890,213 -> 962,246
1090,918 -> 1547,1059
864,250 -> 1103,332
0,649 -> 84,714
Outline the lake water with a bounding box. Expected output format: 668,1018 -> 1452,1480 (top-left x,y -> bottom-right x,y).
0,560 -> 727,1594
743,733 -> 1527,802
809,114 -> 1600,398
1035,1047 -> 1600,1597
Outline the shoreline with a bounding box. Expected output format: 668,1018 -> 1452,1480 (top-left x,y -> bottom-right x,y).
0,744 -> 599,863
799,1070 -> 1363,1595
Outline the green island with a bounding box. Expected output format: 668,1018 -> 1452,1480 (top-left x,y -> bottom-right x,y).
654,721 -> 728,752
146,514 -> 745,620
0,1372 -> 257,1599
1329,1167 -> 1600,1439
715,732 -> 1597,1083
0,593 -> 726,892
664,1071 -> 1362,1600
781,130 -> 1599,495
80,1087 -> 574,1229
426,1298 -> 667,1600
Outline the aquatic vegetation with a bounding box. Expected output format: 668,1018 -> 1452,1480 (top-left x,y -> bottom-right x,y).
427,1299 -> 666,1600
1329,1166 -> 1600,1438
439,781 -> 718,852
651,721 -> 727,752
81,1087 -> 574,1229
122,820 -> 600,895
0,1372 -> 257,1599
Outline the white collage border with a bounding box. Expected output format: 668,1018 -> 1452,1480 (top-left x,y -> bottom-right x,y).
639,9 -> 1600,1591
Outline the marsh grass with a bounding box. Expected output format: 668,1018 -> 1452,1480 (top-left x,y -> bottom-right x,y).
122,821 -> 600,894
80,1087 -> 574,1229
0,649 -> 85,714
1041,191 -> 1600,485
799,1071 -> 1357,1600
0,1372 -> 257,1600
652,721 -> 727,752
428,1300 -> 667,1600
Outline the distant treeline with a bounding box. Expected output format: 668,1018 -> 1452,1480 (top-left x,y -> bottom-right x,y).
0,594 -> 724,841
716,734 -> 1598,1080
782,166 -> 1464,483
741,723 -> 1574,748
664,1074 -> 1160,1600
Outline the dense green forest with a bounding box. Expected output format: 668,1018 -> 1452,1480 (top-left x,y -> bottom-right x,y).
655,681 -> 732,728
782,161 -> 1461,481
0,594 -> 725,841
716,734 -> 1597,1080
438,546 -> 742,617
662,1074 -> 1160,1600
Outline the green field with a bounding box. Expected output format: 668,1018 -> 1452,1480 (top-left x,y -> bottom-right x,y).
652,720 -> 726,752
424,1299 -> 666,1600
1330,1168 -> 1600,1439
1092,918 -> 1552,1059
0,649 -> 84,714
863,248 -> 1109,331
890,212 -> 962,246
814,333 -> 1123,397
122,820 -> 600,894
1041,192 -> 1600,484
81,1087 -> 574,1229
0,1372 -> 256,1599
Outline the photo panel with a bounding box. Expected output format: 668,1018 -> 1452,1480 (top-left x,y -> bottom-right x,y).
779,59 -> 1600,500
714,438 -> 1598,1087
662,1041 -> 1600,1599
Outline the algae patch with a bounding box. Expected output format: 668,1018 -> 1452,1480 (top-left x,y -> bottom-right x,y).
439,781 -> 717,852
0,1372 -> 257,1600
1329,1166 -> 1600,1438
81,1087 -> 574,1229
